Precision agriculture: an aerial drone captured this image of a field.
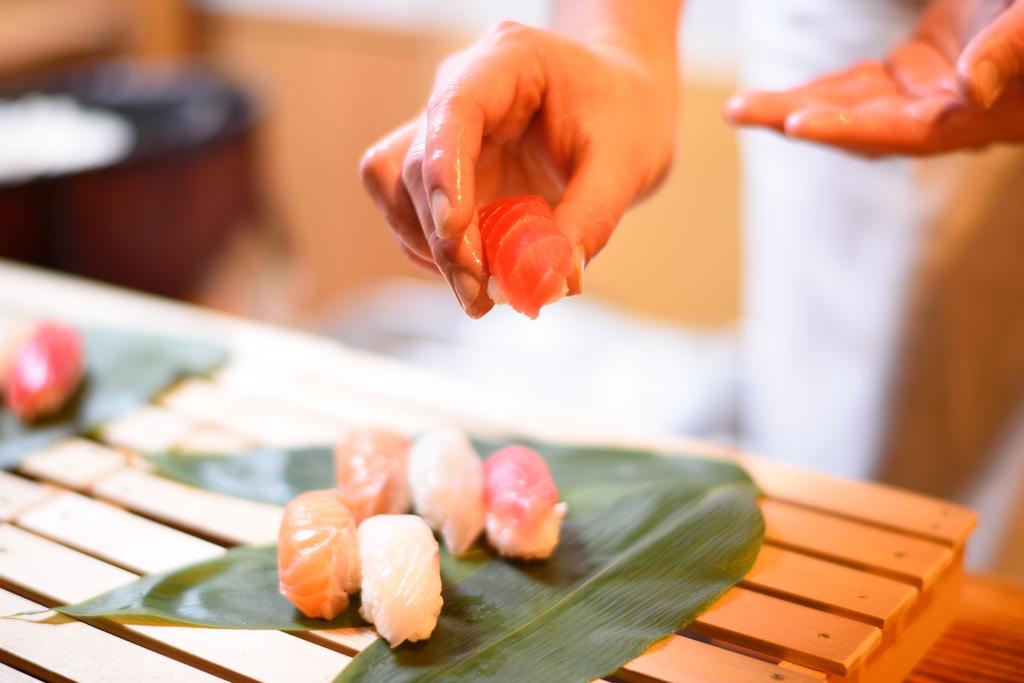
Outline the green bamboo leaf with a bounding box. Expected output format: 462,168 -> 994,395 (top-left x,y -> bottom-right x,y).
145,438 -> 751,508
58,542 -> 498,631
337,479 -> 762,683
146,446 -> 333,506
0,328 -> 227,468
85,442 -> 763,682
59,545 -> 364,630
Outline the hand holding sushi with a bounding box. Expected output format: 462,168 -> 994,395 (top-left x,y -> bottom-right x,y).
360,5 -> 680,318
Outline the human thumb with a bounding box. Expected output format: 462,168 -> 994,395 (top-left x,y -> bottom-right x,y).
958,2 -> 1024,108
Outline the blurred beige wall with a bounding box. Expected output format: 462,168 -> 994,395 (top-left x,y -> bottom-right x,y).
200,12 -> 740,327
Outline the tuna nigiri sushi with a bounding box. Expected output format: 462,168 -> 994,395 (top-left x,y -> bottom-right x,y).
408,428 -> 485,555
278,489 -> 360,620
4,321 -> 83,421
484,445 -> 567,560
478,195 -> 573,319
358,515 -> 443,647
334,427 -> 411,522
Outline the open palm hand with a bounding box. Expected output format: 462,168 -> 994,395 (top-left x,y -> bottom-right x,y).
726,0 -> 1024,155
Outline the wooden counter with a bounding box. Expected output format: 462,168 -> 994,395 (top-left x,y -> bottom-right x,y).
910,574 -> 1023,682
0,261 -> 1006,682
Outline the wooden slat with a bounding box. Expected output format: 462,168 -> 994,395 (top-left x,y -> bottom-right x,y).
0,525 -> 350,683
19,439 -> 126,491
908,574 -> 1024,683
0,663 -> 39,683
741,455 -> 976,548
213,361 -> 439,435
775,661 -> 828,680
173,426 -> 255,454
160,379 -> 346,447
743,545 -> 918,628
0,472 -> 54,522
16,491 -> 223,574
0,589 -> 220,683
763,499 -> 953,590
99,406 -> 201,454
619,635 -> 824,683
91,469 -> 281,546
0,524 -> 127,603
102,405 -> 259,453
691,588 -> 881,676
304,628 -> 379,654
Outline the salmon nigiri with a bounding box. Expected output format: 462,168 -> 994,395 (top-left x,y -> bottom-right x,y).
478,195 -> 573,319
358,515 -> 443,647
408,428 -> 485,555
278,489 -> 360,620
334,427 -> 411,522
483,445 -> 567,560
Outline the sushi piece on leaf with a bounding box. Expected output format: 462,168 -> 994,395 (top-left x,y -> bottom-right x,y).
478,195 -> 573,319
408,427 -> 486,555
4,321 -> 84,422
484,445 -> 567,560
278,489 -> 360,620
358,515 -> 443,647
334,427 -> 411,522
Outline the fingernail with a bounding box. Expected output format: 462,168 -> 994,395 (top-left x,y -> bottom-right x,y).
451,270 -> 482,310
430,190 -> 450,235
785,109 -> 839,137
723,94 -> 748,121
972,59 -> 1002,108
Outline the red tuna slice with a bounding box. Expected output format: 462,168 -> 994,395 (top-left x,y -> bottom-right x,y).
478,196 -> 571,318
479,195 -> 549,236
6,322 -> 84,421
484,445 -> 560,529
492,219 -> 572,319
478,197 -> 516,227
479,197 -> 551,267
482,197 -> 552,265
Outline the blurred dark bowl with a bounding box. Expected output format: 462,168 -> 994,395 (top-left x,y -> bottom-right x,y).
0,61 -> 259,298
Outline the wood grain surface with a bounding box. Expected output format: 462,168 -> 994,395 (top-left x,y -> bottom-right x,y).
0,261 -> 1004,683
909,574 -> 1024,683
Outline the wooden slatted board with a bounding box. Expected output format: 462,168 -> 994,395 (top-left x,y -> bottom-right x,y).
0,262 -> 977,683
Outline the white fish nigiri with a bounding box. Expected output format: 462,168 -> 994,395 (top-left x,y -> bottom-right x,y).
484,445 -> 567,559
334,427 -> 411,522
408,428 -> 485,555
358,515 -> 443,647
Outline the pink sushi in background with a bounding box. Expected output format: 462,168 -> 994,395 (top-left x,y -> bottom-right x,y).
334,427 -> 412,522
483,445 -> 567,560
4,322 -> 84,421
